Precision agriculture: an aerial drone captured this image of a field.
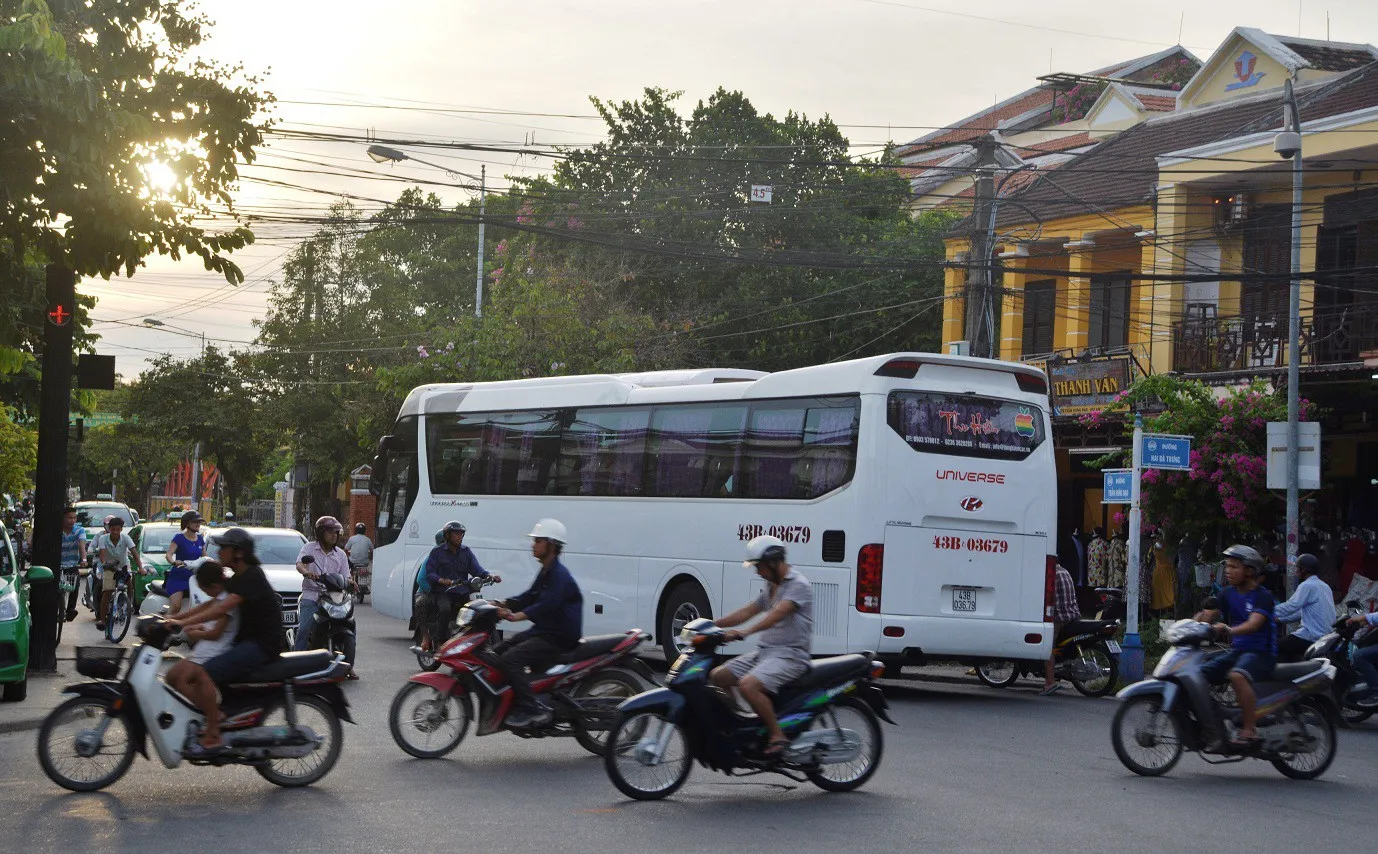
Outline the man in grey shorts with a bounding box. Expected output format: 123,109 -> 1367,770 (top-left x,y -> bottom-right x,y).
711,535 -> 813,758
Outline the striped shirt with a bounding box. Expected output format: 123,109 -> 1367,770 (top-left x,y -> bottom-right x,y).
1273,574 -> 1336,641
1052,564 -> 1081,623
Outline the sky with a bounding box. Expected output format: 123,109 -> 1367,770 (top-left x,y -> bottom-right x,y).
89,0 -> 1378,376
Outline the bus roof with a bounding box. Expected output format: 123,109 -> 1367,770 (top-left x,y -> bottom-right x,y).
397,353 -> 1046,418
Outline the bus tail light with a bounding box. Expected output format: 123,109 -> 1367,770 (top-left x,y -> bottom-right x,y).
1015,372 -> 1048,395
857,544 -> 884,613
1043,555 -> 1056,620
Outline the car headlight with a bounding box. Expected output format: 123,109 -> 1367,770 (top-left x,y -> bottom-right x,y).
0,592 -> 19,622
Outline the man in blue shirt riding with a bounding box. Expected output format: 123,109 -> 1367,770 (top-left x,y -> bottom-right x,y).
1274,553 -> 1336,662
1194,544 -> 1277,750
425,520 -> 500,649
493,518 -> 583,728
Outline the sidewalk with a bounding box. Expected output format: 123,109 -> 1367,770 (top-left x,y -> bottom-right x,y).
0,613 -> 129,733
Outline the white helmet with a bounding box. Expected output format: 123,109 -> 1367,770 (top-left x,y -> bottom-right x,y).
528,518 -> 568,545
743,535 -> 787,568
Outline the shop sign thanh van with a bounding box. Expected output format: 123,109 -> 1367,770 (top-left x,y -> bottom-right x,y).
1047,357 -> 1131,417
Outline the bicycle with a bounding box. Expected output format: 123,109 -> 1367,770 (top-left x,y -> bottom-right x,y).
57,566 -> 79,644
104,564 -> 135,643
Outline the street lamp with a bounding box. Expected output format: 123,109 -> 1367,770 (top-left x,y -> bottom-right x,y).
142,317 -> 205,357
365,145 -> 487,318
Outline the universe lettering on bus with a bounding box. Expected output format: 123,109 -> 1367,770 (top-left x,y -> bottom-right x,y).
737,524 -> 812,544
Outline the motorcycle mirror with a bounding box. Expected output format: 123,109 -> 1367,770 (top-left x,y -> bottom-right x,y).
301,555 -> 315,565
1346,600 -> 1361,608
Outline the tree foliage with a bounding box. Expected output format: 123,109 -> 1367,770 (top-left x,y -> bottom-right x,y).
0,407 -> 37,495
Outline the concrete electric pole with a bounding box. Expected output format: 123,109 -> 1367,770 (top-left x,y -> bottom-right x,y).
965,137 -> 1002,359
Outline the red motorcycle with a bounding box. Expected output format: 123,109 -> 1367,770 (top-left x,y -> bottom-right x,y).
389,599 -> 656,758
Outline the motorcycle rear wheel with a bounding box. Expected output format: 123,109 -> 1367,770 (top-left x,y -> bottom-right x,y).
37,697 -> 136,792
1071,643 -> 1118,697
605,711 -> 692,800
975,660 -> 1019,688
390,682 -> 470,759
255,695 -> 344,787
573,667 -> 649,755
805,697 -> 883,792
1270,699 -> 1337,780
1111,695 -> 1183,776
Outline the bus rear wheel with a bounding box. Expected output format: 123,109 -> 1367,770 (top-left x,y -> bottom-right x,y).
657,582 -> 710,663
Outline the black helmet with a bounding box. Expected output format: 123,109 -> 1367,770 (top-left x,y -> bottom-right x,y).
209,527 -> 256,558
355,522 -> 366,534
442,520 -> 466,536
1222,544 -> 1265,573
180,510 -> 203,529
1295,553 -> 1321,576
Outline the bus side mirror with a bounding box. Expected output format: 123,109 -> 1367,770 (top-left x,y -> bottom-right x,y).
370,436 -> 394,497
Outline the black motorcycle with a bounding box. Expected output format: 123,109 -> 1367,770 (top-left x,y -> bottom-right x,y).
603,618 -> 893,800
411,576 -> 498,671
307,572 -> 356,664
1112,618 -> 1339,779
1303,601 -> 1378,725
975,617 -> 1121,696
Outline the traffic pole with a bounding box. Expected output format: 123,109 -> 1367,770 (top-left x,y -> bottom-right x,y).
1282,78 -> 1304,597
1120,413 -> 1145,683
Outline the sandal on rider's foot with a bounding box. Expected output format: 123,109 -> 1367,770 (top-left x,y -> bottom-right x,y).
1038,684 -> 1064,696
762,738 -> 790,759
1228,734 -> 1261,751
185,741 -> 226,758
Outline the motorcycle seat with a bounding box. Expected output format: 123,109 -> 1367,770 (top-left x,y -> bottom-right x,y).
779,654 -> 871,693
553,634 -> 627,663
233,650 -> 334,684
147,581 -> 167,598
1272,660 -> 1327,681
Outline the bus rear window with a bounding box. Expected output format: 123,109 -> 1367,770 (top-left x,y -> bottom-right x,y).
887,391 -> 1045,461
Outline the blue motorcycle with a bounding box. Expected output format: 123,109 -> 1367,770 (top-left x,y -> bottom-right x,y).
603,618 -> 893,800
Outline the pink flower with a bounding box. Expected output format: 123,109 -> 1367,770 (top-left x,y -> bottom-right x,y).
417,345 -> 430,358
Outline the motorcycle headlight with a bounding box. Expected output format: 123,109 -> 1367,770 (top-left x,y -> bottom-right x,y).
1152,646 -> 1184,677
324,601 -> 350,619
0,592 -> 18,622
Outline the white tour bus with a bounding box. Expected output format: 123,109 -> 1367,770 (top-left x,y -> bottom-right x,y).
370,353 -> 1058,665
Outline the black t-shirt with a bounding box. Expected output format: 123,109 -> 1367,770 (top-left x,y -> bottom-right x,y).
226,561 -> 284,654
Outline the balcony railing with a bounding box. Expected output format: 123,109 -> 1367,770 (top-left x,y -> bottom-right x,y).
1172,303 -> 1378,373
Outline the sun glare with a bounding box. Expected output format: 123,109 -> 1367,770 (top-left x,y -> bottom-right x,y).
142,160 -> 179,193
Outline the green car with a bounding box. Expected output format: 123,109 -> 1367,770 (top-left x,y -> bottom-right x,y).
129,521 -> 184,604
0,524 -> 42,702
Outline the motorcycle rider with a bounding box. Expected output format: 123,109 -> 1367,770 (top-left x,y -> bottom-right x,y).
426,521 -> 501,650
711,535 -> 813,759
1193,544 -> 1277,750
167,528 -> 284,755
59,506 -> 87,621
344,522 -> 374,596
1346,609 -> 1378,703
294,515 -> 357,678
492,519 -> 582,727
1041,562 -> 1081,696
1274,553 -> 1336,662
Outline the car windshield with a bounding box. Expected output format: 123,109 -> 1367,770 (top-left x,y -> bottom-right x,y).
75,503 -> 135,529
139,526 -> 180,554
250,533 -> 307,565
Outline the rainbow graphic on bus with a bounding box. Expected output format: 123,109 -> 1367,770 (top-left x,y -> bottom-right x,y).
1014,410 -> 1036,437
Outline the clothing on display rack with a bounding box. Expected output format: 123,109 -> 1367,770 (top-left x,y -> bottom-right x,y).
1087,530 -> 1110,588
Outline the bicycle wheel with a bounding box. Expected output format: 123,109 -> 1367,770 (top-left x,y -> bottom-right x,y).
55,598 -> 64,644
106,592 -> 131,643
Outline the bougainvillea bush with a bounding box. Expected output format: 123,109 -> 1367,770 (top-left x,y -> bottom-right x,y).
1081,374 -> 1317,540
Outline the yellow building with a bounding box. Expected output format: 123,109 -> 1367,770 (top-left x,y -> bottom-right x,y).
938,28 -> 1378,538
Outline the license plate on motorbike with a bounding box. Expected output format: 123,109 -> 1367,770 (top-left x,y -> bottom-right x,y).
1105,640 -> 1121,654
282,611 -> 298,625
952,588 -> 977,612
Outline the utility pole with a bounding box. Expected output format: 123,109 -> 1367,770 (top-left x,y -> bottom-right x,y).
1121,413 -> 1146,682
190,442 -> 203,513
30,264 -> 78,673
1277,78 -> 1304,596
965,137 -> 1001,359
475,164 -> 486,318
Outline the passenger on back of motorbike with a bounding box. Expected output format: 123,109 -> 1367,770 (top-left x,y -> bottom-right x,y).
711,535 -> 813,759
424,521 -> 500,650
1346,610 -> 1378,704
1193,544 -> 1278,751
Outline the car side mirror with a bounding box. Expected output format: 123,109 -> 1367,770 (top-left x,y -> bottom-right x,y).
26,565 -> 54,582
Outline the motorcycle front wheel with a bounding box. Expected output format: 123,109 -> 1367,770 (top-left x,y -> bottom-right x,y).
255,695 -> 344,787
573,667 -> 649,755
1271,698 -> 1337,780
1071,643 -> 1119,697
1111,695 -> 1183,776
106,592 -> 132,644
389,682 -> 470,759
975,660 -> 1020,688
604,711 -> 692,800
805,696 -> 883,792
37,696 -> 137,792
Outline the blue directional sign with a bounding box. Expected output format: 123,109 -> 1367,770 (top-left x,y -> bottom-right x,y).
1142,434 -> 1192,471
1102,469 -> 1133,503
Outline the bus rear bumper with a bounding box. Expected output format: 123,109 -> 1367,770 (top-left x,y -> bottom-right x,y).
864,616 -> 1052,662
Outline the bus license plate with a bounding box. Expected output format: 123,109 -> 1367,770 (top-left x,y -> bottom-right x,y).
282,611 -> 298,625
952,588 -> 977,612
1106,640 -> 1121,654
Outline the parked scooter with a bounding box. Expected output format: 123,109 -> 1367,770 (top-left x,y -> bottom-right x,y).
1111,618 -> 1339,779
389,599 -> 654,759
37,615 -> 352,791
603,618 -> 893,800
1303,600 -> 1378,725
975,617 -> 1121,696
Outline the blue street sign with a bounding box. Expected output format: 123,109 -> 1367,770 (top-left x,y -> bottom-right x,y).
1142,434 -> 1192,471
1102,469 -> 1132,503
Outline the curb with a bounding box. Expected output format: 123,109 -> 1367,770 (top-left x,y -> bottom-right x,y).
0,717 -> 44,735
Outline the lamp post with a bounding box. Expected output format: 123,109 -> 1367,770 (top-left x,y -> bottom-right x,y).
1274,78 -> 1304,597
365,145 -> 486,317
142,317 -> 204,357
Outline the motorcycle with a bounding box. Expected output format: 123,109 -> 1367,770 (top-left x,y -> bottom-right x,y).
1111,618 -> 1339,779
412,576 -> 500,671
1303,600 -> 1378,725
306,572 -> 356,663
975,618 -> 1121,696
139,556 -> 215,617
603,618 -> 894,801
389,598 -> 655,759
37,615 -> 352,791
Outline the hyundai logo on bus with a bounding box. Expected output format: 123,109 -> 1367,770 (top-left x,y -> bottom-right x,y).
959,496 -> 983,512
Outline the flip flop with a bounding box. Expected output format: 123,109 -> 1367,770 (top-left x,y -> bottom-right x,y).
184,741 -> 226,758
762,738 -> 790,759
1228,735 -> 1261,751
1039,684 -> 1064,696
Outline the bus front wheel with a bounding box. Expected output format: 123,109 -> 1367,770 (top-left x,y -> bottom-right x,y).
658,582 -> 710,663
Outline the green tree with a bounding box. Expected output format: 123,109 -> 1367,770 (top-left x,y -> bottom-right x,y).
78,421 -> 180,515
0,407 -> 37,495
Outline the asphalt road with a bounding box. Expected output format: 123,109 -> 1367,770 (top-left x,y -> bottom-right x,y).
0,605 -> 1373,853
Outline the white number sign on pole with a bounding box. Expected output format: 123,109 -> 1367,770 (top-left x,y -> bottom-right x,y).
750,185 -> 772,204
1266,421 -> 1320,490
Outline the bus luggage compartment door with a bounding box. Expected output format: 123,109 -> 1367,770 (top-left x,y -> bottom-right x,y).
880,524 -> 1045,621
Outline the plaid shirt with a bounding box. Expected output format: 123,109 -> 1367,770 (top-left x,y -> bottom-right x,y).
1052,564 -> 1080,623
